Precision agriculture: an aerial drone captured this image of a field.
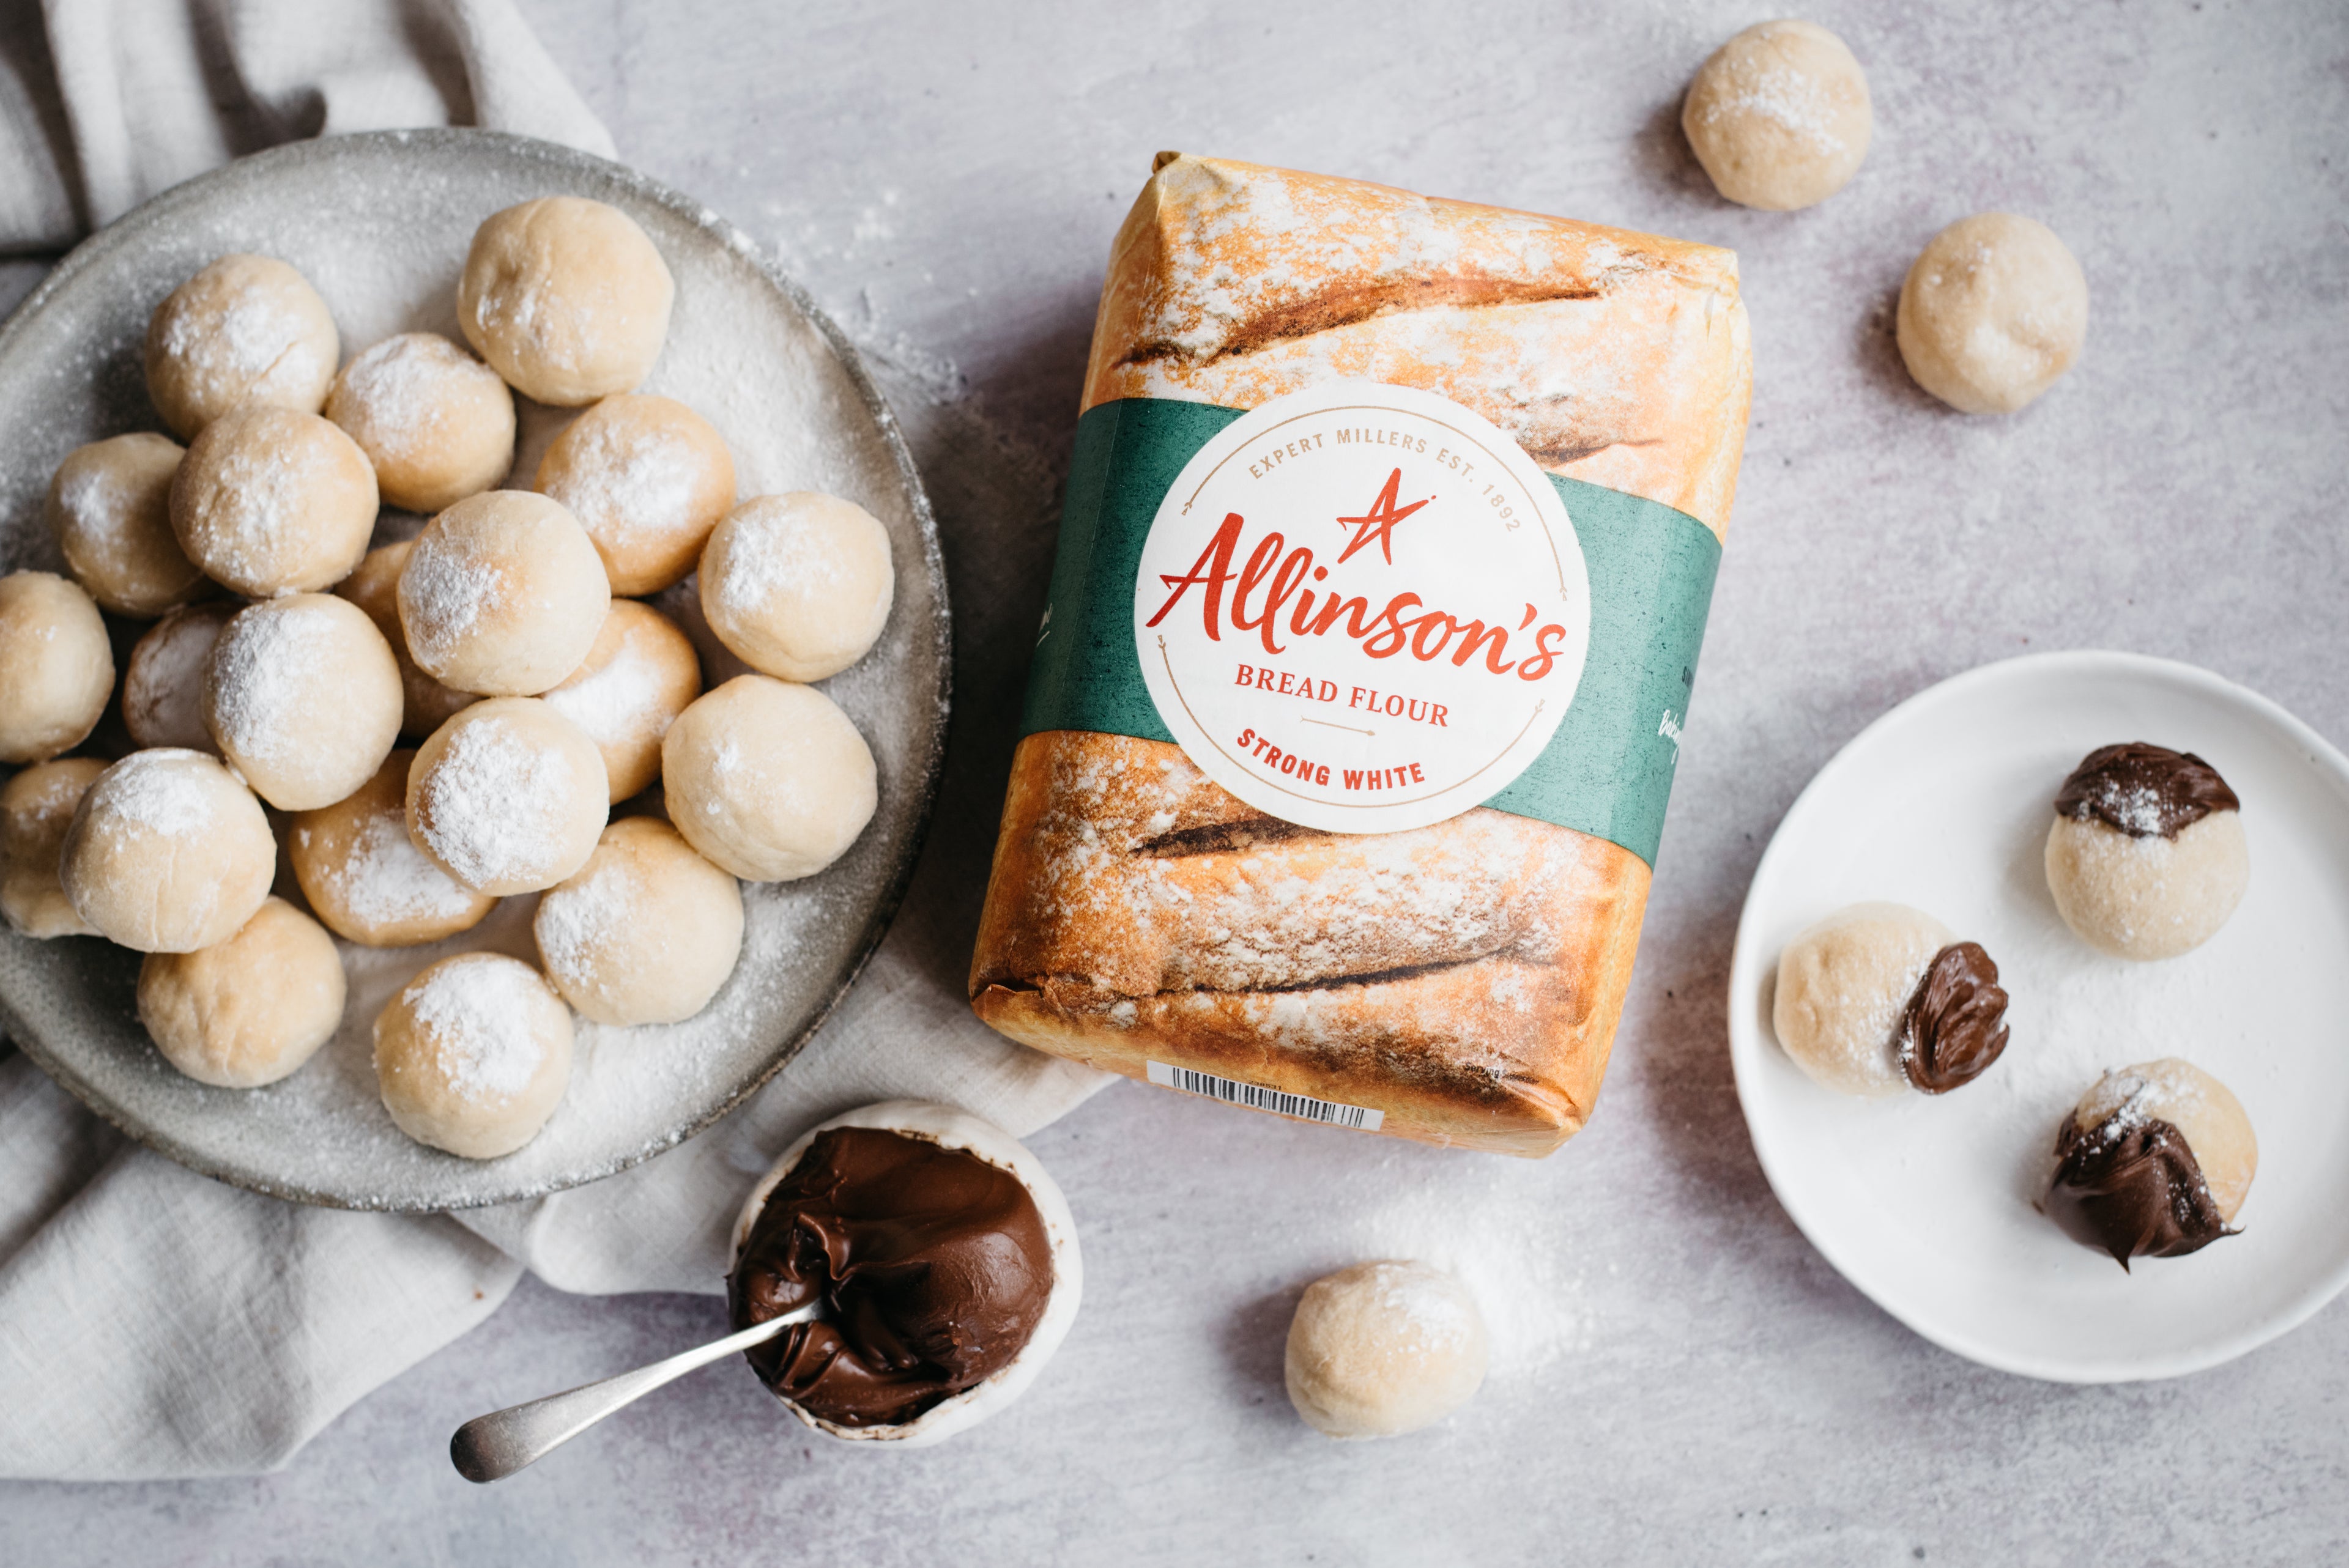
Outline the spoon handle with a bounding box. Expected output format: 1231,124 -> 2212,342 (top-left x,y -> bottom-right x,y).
449,1301 -> 823,1482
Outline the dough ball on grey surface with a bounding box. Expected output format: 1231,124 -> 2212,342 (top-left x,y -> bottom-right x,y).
373,952 -> 574,1160
202,594 -> 404,811
123,601 -> 235,752
396,490 -> 610,696
143,253 -> 338,440
325,331 -> 517,514
535,818 -> 743,1026
1897,212 -> 2088,414
46,432 -> 203,618
406,697 -> 609,896
0,571 -> 113,763
1772,901 -> 2011,1096
535,393 -> 736,595
168,404 -> 378,597
1,758 -> 108,938
335,541 -> 479,738
59,749 -> 275,953
699,491 -> 894,682
540,598 -> 703,803
661,674 -> 876,881
458,196 -> 675,407
1285,1260 -> 1489,1440
291,750 -> 495,947
2046,1058 -> 2258,1269
2044,742 -> 2247,960
138,897 -> 346,1089
1682,18 -> 1872,211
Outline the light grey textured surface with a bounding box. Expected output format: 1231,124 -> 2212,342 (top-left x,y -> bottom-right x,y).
6,0 -> 2348,1561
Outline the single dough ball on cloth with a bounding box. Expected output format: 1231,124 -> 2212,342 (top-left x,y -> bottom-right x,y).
138,897 -> 346,1089
47,433 -> 203,617
202,594 -> 403,811
1285,1260 -> 1488,1440
374,952 -> 574,1158
458,196 -> 675,407
535,394 -> 736,594
407,697 -> 608,895
396,490 -> 610,696
291,750 -> 495,947
661,675 -> 875,881
1897,213 -> 2088,414
2,758 -> 109,938
535,816 -> 743,1025
1773,902 -> 2012,1097
325,332 -> 518,514
169,404 -> 378,597
2044,742 -> 2246,960
2046,1057 -> 2257,1268
59,748 -> 275,952
124,601 -> 235,752
335,541 -> 478,738
0,571 -> 114,763
143,254 -> 339,440
1682,19 -> 1872,211
699,492 -> 894,682
541,598 -> 702,801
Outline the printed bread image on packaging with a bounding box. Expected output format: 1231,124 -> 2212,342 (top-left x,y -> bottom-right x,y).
969,153 -> 1751,1155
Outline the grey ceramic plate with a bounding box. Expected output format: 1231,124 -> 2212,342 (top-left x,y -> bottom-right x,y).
0,130 -> 949,1211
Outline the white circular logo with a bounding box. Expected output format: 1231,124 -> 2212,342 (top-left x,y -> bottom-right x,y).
1134,382 -> 1589,835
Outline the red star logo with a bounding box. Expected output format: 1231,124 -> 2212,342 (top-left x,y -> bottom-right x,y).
1334,468 -> 1431,567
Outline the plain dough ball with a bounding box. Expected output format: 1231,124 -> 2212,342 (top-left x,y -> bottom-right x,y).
138,897 -> 346,1088
2070,1059 -> 2257,1221
291,749 -> 495,947
396,490 -> 610,695
541,598 -> 702,802
1897,213 -> 2089,414
661,675 -> 875,882
2,758 -> 108,938
59,749 -> 275,952
2046,811 -> 2247,961
1773,901 -> 1953,1097
169,404 -> 378,596
373,952 -> 574,1159
335,541 -> 479,738
699,493 -> 894,682
144,254 -> 340,440
0,571 -> 114,764
407,698 -> 608,895
124,602 -> 233,753
1682,20 -> 1872,210
325,333 -> 517,513
534,817 -> 743,1024
1285,1260 -> 1489,1440
47,433 -> 203,617
458,197 -> 675,406
202,593 -> 403,811
535,394 -> 736,594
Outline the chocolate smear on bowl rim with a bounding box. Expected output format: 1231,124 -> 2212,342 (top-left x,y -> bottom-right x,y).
1896,941 -> 2010,1094
2054,742 -> 2240,840
2044,1109 -> 2235,1270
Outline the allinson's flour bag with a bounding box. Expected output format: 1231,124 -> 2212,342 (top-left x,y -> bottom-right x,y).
969,154 -> 1752,1155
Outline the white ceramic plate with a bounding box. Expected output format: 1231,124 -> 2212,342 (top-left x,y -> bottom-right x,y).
1727,651 -> 2349,1381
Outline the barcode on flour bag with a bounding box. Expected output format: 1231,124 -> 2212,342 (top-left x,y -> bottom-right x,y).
1146,1062 -> 1385,1131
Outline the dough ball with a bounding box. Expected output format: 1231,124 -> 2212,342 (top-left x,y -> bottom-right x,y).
699,492 -> 894,682
59,748 -> 275,952
2,758 -> 108,938
46,433 -> 203,617
335,541 -> 478,737
1284,1260 -> 1488,1440
202,594 -> 403,811
2046,813 -> 2247,961
406,698 -> 608,895
325,333 -> 517,514
1682,20 -> 1872,211
144,254 -> 339,440
661,675 -> 875,881
0,571 -> 114,764
396,490 -> 610,696
1772,902 -> 2002,1097
137,897 -> 345,1088
541,598 -> 702,802
458,196 -> 675,407
290,750 -> 494,947
535,394 -> 736,594
169,404 -> 378,597
1897,213 -> 2088,414
124,602 -> 232,752
534,817 -> 743,1025
373,952 -> 574,1159
2047,1058 -> 2257,1267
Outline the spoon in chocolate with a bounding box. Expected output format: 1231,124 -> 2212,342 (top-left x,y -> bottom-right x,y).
449,1298 -> 823,1482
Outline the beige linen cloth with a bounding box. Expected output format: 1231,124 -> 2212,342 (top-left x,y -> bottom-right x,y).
0,0 -> 1107,1481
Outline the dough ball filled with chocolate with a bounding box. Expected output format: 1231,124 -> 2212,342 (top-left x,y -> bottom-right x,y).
2044,742 -> 2247,960
396,490 -> 609,696
123,602 -> 234,752
59,749 -> 275,953
699,492 -> 894,682
1682,20 -> 1872,212
138,897 -> 346,1089
325,332 -> 516,514
202,593 -> 403,811
169,404 -> 377,597
458,196 -> 674,407
2046,1058 -> 2257,1269
373,952 -> 573,1159
2,758 -> 108,939
540,598 -> 702,802
0,571 -> 113,764
662,675 -> 876,882
144,254 -> 339,440
406,698 -> 608,895
1772,902 -> 2010,1097
47,432 -> 203,618
535,393 -> 735,594
1285,1260 -> 1488,1440
291,750 -> 495,947
534,818 -> 741,1026
1897,213 -> 2088,414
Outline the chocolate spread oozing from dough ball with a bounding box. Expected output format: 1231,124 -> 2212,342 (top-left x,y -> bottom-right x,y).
729,1127 -> 1053,1427
2055,743 -> 2240,840
1896,942 -> 2010,1093
2046,1110 -> 2235,1269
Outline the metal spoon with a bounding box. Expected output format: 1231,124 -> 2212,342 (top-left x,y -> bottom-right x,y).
449,1299 -> 823,1482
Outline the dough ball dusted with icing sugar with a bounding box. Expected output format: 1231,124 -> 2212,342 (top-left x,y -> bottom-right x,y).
1773,902 -> 2013,1097
0,571 -> 114,764
202,594 -> 403,812
458,196 -> 675,407
2046,1058 -> 2257,1268
124,602 -> 235,753
396,490 -> 610,696
1285,1260 -> 1489,1440
47,433 -> 204,617
325,332 -> 517,514
535,817 -> 743,1025
535,393 -> 736,594
2,758 -> 108,938
335,541 -> 478,738
541,598 -> 702,802
662,675 -> 876,882
138,897 -> 346,1089
291,750 -> 494,947
1898,213 -> 2088,414
374,952 -> 574,1159
143,254 -> 339,440
699,492 -> 894,682
406,698 -> 608,895
59,749 -> 275,952
169,404 -> 378,597
2044,742 -> 2247,960
1682,20 -> 1872,212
